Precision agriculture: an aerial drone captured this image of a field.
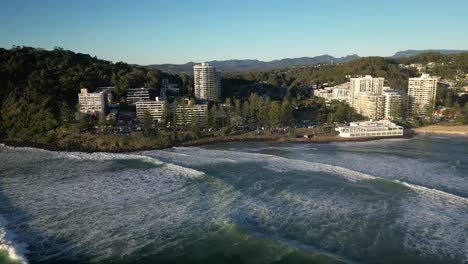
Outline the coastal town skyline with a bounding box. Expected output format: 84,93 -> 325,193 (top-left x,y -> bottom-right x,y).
1,1 -> 468,263
1,0 -> 468,64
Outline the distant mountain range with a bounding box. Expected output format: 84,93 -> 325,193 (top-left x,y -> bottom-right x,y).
389,49 -> 468,58
146,54 -> 360,74
146,50 -> 468,74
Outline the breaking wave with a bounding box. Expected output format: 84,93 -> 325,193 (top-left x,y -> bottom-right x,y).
0,216 -> 28,264
1,140 -> 467,264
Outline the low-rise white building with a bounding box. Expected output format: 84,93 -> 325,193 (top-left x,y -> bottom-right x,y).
174,99 -> 208,126
78,88 -> 108,114
135,97 -> 165,123
315,82 -> 350,103
336,120 -> 404,138
332,88 -> 350,103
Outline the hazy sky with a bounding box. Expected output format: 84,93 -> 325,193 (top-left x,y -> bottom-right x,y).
1,0 -> 467,64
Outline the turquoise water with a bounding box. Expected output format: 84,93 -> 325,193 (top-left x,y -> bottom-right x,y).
0,135 -> 467,264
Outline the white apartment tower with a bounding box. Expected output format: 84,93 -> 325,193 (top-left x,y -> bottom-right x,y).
349,75 -> 384,106
354,93 -> 385,120
382,88 -> 405,120
408,74 -> 437,116
194,63 -> 221,101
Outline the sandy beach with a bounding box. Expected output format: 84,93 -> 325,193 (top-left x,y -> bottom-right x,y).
412,125 -> 468,136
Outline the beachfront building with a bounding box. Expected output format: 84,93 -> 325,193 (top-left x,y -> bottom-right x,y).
336,120 -> 404,138
349,75 -> 384,106
382,88 -> 405,120
78,88 -> 109,114
135,97 -> 165,123
353,93 -> 385,120
127,88 -> 151,105
194,63 -> 221,102
408,74 -> 438,117
174,99 -> 208,126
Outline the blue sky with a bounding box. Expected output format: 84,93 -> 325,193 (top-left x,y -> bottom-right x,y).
1,0 -> 467,64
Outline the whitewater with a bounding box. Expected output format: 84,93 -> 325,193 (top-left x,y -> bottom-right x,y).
0,135 -> 467,264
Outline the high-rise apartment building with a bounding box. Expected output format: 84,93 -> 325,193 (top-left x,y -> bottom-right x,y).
354,93 -> 385,120
194,63 -> 221,101
382,88 -> 405,120
349,75 -> 384,106
408,74 -> 437,116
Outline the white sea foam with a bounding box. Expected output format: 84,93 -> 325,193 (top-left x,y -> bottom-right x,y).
0,215 -> 28,264
148,146 -> 468,262
398,186 -> 468,262
1,144 -> 467,263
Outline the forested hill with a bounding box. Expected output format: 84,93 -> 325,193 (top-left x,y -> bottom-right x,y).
0,47 -> 184,142
0,47 -> 186,104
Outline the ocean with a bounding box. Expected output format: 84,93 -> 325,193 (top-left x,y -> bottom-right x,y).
0,135 -> 467,264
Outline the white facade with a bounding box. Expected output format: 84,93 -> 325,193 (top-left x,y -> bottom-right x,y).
336,120 -> 404,138
353,93 -> 385,120
78,88 -> 108,114
315,88 -> 335,102
350,75 -> 384,106
332,88 -> 350,103
315,83 -> 350,103
135,98 -> 165,123
408,74 -> 437,116
382,88 -> 405,120
127,88 -> 151,105
194,63 -> 221,102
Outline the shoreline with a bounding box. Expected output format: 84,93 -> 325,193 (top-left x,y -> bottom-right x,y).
1,133 -> 412,153
410,125 -> 468,136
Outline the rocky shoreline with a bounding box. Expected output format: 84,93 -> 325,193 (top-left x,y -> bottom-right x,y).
1,133 -> 413,153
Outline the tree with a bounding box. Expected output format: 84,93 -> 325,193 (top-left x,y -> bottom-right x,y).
191,114 -> 199,139
171,101 -> 179,131
98,113 -> 108,134
424,98 -> 435,119
224,97 -> 232,128
234,98 -> 242,117
209,104 -> 218,129
242,101 -> 250,126
142,110 -> 153,136
60,101 -> 73,124
268,101 -> 281,130
280,100 -> 294,126
464,105 -> 468,124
